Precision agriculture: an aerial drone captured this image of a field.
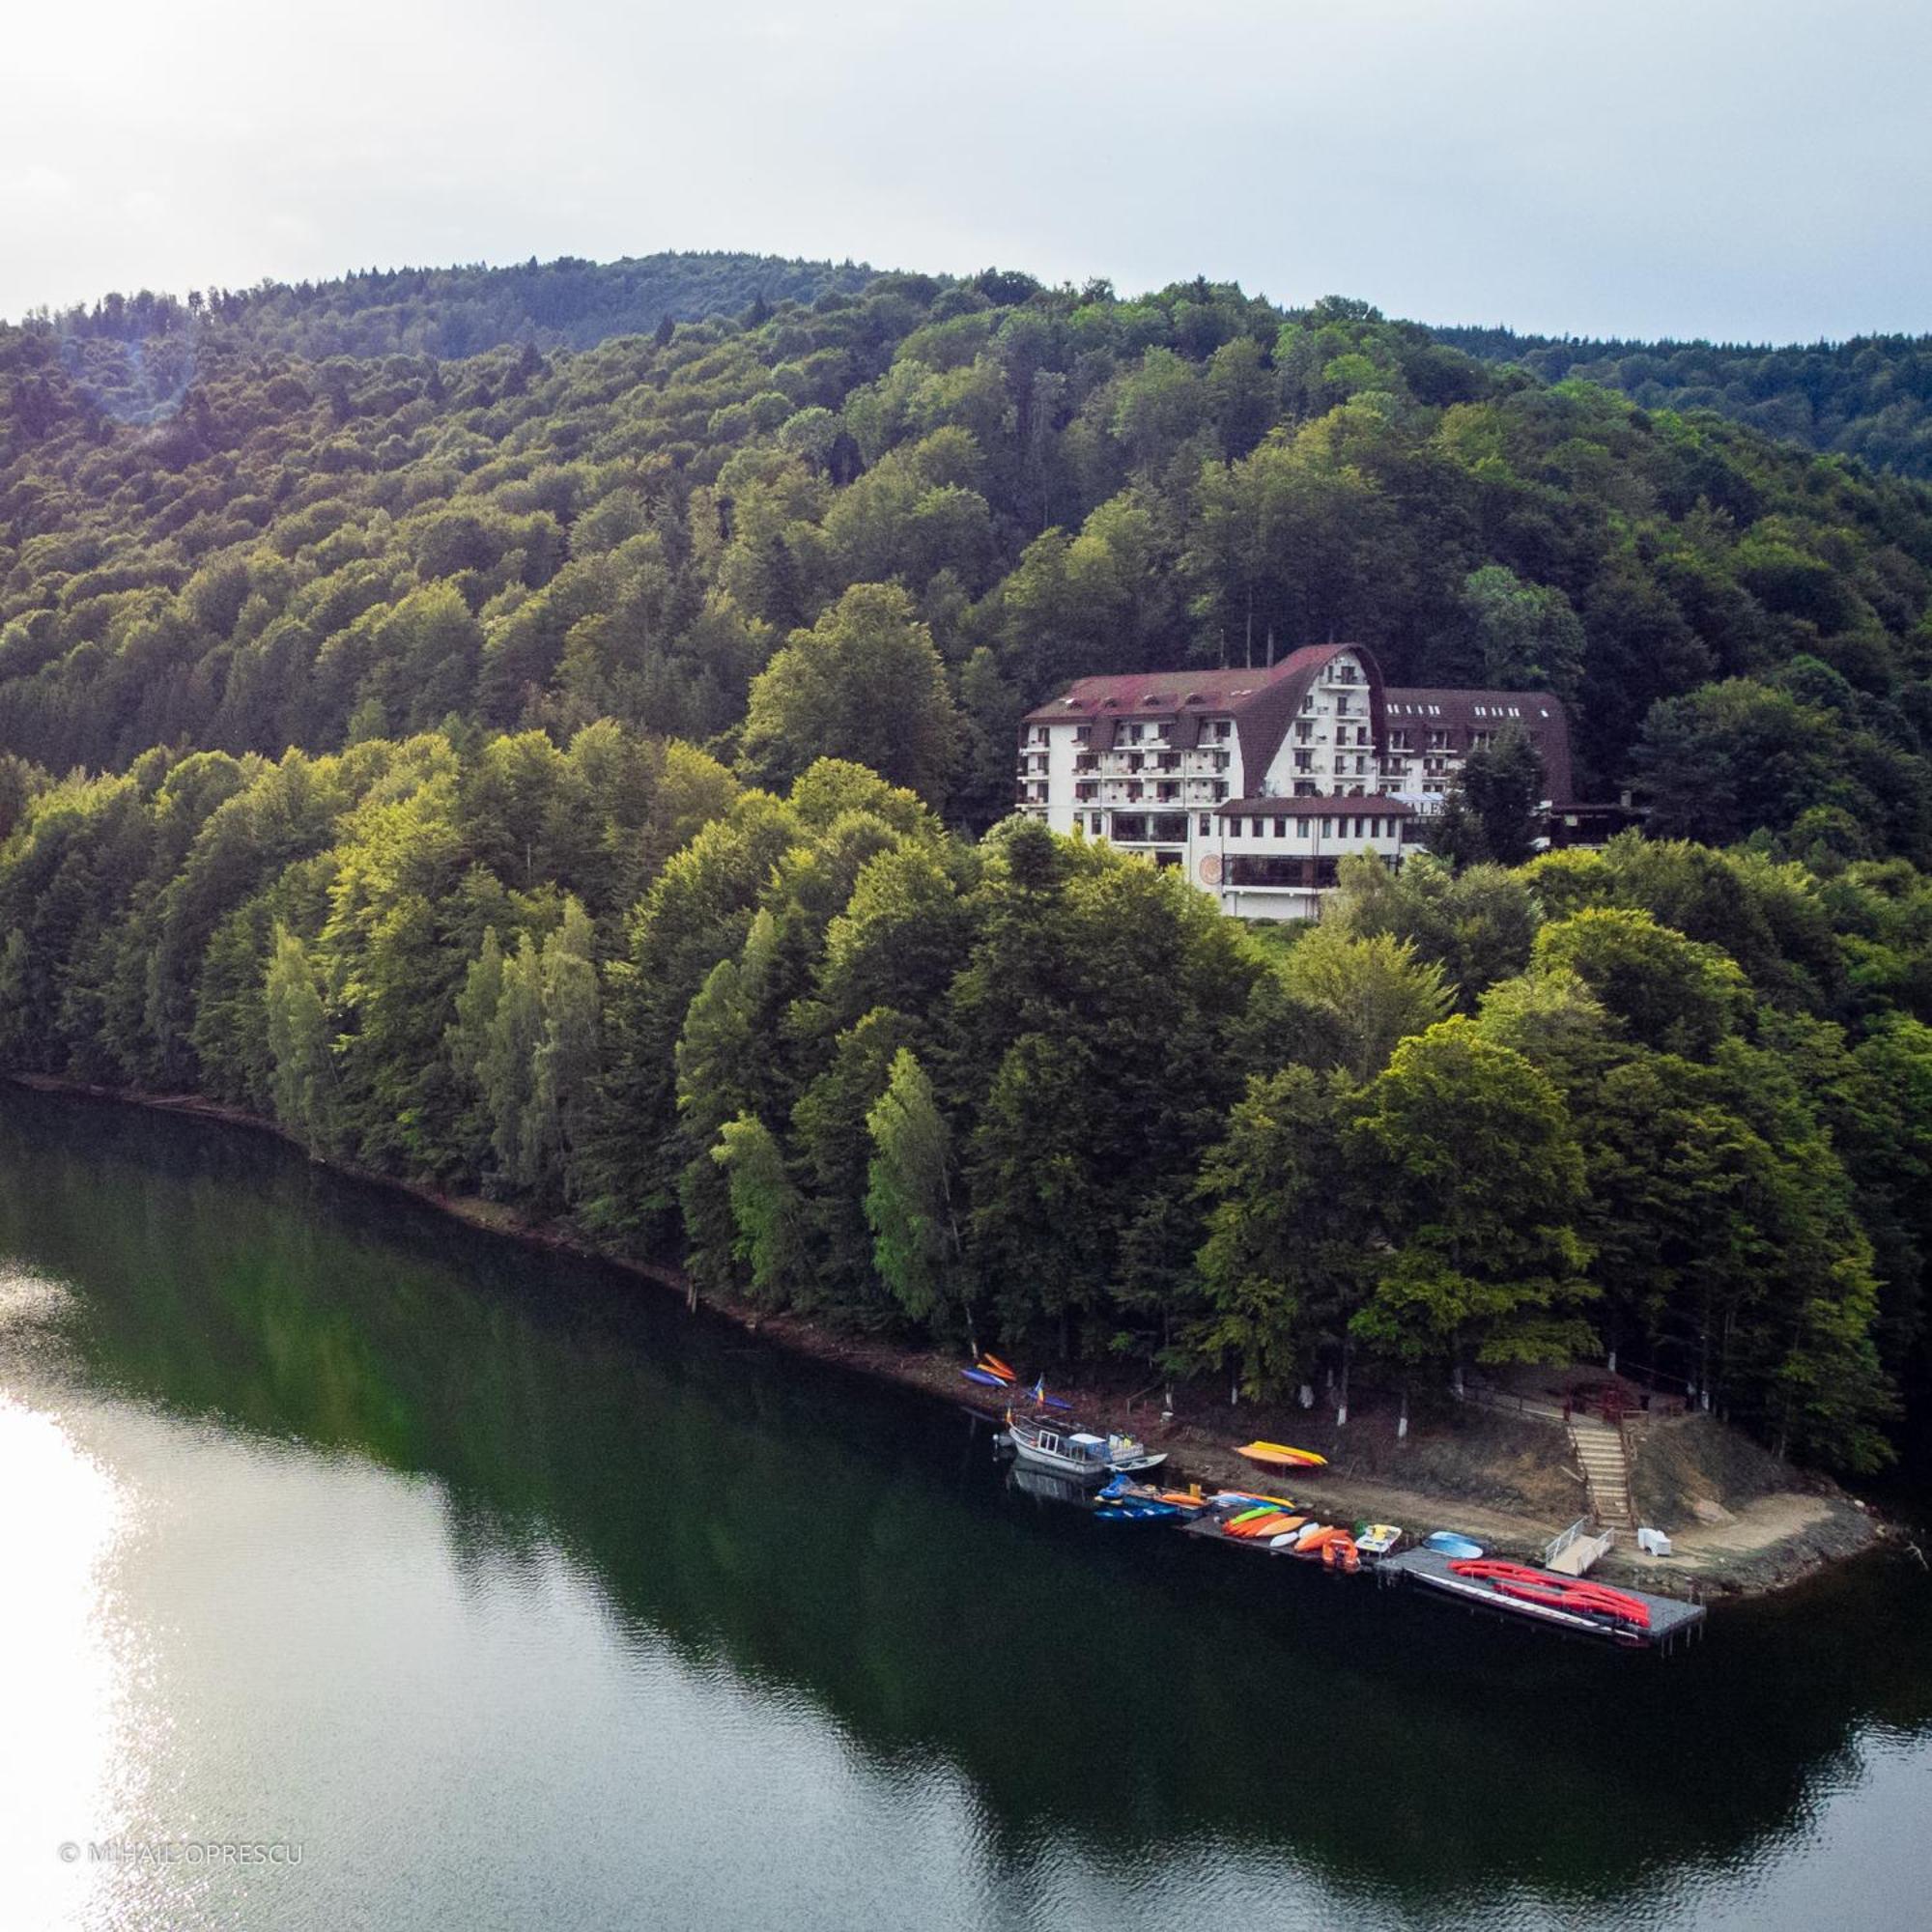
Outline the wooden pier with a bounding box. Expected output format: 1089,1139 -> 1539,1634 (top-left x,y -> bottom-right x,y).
1378,1547 -> 1707,1653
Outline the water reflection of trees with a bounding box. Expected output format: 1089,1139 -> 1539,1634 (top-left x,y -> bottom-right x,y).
2,1087 -> 1928,1916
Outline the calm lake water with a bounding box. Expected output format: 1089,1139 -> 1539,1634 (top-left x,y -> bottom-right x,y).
0,1087 -> 1927,1931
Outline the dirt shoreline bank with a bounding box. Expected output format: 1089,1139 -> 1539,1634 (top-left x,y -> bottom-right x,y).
9,1071 -> 1894,1604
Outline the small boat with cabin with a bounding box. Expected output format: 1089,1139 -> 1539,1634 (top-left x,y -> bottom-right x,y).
1005,1410 -> 1167,1481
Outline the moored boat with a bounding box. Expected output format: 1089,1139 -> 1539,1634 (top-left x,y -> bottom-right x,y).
1006,1409 -> 1167,1480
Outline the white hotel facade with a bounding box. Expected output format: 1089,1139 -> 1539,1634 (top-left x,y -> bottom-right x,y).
1014,642 -> 1577,921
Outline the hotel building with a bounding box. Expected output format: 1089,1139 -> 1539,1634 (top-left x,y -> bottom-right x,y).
1014,643 -> 1578,921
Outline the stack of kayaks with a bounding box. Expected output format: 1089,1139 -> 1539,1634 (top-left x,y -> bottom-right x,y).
1094,1498 -> 1185,1521
961,1354 -> 1016,1389
1448,1559 -> 1652,1631
1223,1506 -> 1303,1540
961,1356 -> 1072,1408
1096,1476 -> 1208,1518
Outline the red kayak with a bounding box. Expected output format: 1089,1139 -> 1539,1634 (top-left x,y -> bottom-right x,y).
1449,1559 -> 1651,1630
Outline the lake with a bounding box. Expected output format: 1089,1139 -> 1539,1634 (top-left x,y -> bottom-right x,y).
0,1086 -> 1927,1931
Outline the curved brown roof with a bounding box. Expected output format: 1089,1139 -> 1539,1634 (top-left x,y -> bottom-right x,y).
1024,644 -> 1386,788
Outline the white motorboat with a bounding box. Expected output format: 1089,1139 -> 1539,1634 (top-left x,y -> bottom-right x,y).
1005,1410 -> 1167,1481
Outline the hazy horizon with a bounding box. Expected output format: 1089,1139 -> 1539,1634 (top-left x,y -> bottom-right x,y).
14,242 -> 1932,353
5,0 -> 1927,344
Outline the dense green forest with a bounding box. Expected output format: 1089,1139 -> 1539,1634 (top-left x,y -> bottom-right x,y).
0,732 -> 1923,1471
1440,326 -> 1932,482
30,250 -> 1932,481
26,253 -> 876,417
5,269 -> 1932,850
4,260 -> 1932,1469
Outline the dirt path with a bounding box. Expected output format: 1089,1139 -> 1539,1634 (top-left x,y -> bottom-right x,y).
1600,1490 -> 1880,1596
1666,1492 -> 1836,1558
1258,1475 -> 1563,1556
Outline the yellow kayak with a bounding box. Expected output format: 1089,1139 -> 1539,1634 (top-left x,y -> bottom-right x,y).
1236,1440 -> 1328,1469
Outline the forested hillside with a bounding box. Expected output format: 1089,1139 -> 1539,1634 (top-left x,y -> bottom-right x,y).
5,271 -> 1932,854
1438,326 -> 1932,482
4,263 -> 1932,1468
0,734 -> 1922,1471
25,253 -> 877,418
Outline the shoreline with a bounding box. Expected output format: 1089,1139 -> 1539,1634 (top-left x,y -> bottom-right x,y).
7,1071 -> 1893,1605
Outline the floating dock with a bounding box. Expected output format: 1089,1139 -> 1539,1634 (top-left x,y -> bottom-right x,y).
1182,1515 -> 1299,1557
1378,1547 -> 1707,1652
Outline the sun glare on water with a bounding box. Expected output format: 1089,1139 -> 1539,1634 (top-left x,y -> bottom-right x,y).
0,1367 -> 142,1928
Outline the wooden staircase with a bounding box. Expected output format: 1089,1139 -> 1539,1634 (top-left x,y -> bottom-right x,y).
1568,1412 -> 1635,1530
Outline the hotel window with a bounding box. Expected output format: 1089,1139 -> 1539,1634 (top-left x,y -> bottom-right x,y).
1074,725 -> 1091,745
1090,813 -> 1103,834
1198,814 -> 1211,836
1250,817 -> 1264,838
1273,817 -> 1287,838
1321,817 -> 1334,838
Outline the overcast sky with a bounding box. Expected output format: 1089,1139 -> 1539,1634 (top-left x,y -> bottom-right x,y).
4,0 -> 1926,341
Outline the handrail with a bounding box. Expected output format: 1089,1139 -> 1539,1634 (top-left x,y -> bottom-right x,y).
1544,1517 -> 1592,1566
1545,1518 -> 1616,1570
